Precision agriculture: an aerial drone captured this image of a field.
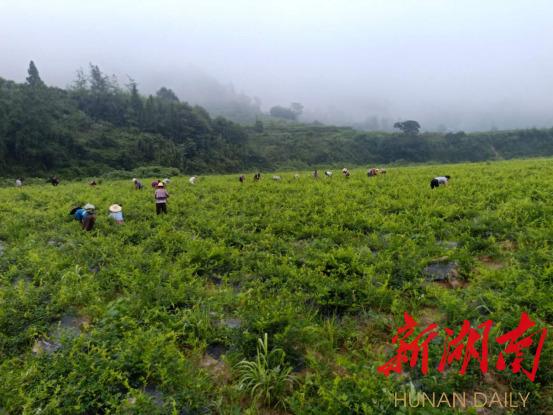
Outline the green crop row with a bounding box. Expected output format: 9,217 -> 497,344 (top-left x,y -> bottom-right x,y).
0,159 -> 552,414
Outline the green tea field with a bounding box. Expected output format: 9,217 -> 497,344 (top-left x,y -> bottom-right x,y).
1,159 -> 552,414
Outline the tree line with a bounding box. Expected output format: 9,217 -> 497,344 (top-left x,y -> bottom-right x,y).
0,62 -> 253,176
1,61 -> 553,177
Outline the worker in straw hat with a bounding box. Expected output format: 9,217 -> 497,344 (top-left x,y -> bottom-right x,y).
108,204 -> 124,224
154,182 -> 169,215
69,203 -> 96,231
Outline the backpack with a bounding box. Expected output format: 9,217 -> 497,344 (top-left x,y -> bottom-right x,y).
74,208 -> 87,221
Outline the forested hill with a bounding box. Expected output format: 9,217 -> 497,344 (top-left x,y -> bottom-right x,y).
248,123 -> 553,170
0,62 -> 254,176
1,62 -> 553,177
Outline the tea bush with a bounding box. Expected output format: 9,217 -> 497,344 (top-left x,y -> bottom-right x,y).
0,159 -> 552,414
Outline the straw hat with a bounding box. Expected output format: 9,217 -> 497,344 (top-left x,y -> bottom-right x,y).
132,178 -> 137,182
109,204 -> 122,213
83,203 -> 95,211
157,182 -> 165,187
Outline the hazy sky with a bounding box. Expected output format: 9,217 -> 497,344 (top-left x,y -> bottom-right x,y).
1,0 -> 552,131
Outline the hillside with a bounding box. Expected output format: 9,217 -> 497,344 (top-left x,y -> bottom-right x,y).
1,63 -> 553,178
0,159 -> 552,413
247,123 -> 553,169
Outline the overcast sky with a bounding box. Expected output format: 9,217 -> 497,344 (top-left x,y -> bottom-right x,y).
1,0 -> 552,131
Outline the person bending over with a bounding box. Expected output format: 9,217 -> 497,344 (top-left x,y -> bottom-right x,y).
430,175 -> 450,189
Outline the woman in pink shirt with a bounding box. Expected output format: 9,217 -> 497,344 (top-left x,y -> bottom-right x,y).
154,182 -> 169,214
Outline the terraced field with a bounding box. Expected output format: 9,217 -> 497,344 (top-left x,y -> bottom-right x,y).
0,159 -> 552,414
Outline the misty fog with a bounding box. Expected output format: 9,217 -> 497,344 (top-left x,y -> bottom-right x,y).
1,0 -> 552,132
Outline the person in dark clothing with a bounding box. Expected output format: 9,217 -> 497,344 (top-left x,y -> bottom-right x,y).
82,212 -> 96,230
430,175 -> 450,189
70,204 -> 96,231
239,175 -> 245,183
367,168 -> 378,177
49,176 -> 60,186
253,172 -> 261,181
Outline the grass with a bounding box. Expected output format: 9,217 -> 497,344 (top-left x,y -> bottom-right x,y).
0,159 -> 552,414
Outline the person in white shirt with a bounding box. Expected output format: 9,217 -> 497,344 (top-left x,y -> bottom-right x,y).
431,175 -> 450,189
189,176 -> 197,185
108,204 -> 124,224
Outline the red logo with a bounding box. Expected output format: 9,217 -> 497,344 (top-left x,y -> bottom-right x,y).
378,312 -> 547,382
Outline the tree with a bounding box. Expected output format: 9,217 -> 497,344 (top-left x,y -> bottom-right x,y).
393,120 -> 421,135
84,64 -> 127,125
290,102 -> 304,117
156,87 -> 179,103
89,64 -> 110,95
72,68 -> 88,91
26,61 -> 44,88
270,106 -> 297,121
445,131 -> 466,144
126,78 -> 143,127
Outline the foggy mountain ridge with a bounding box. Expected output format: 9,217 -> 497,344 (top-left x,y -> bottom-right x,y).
1,1 -> 552,132
83,64 -> 553,133
2,60 -> 551,133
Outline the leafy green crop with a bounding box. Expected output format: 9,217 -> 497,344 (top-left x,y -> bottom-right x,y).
0,159 -> 552,414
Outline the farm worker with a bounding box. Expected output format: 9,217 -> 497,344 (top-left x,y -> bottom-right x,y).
151,179 -> 160,188
132,178 -> 143,190
239,175 -> 245,183
108,204 -> 124,224
71,203 -> 96,231
189,176 -> 197,185
89,180 -> 97,186
15,178 -> 22,187
430,175 -> 451,189
294,173 -> 300,179
325,171 -> 332,177
50,176 -> 60,186
342,168 -> 350,177
313,170 -> 319,179
272,175 -> 281,181
162,178 -> 171,185
154,182 -> 169,214
253,172 -> 261,181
